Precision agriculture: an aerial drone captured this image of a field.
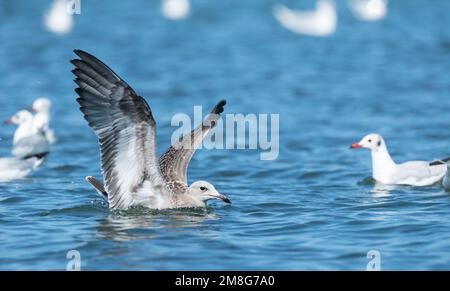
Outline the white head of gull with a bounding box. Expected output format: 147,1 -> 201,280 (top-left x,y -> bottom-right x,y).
5,110 -> 35,144
351,133 -> 449,186
273,0 -> 337,37
72,50 -> 231,210
31,98 -> 57,144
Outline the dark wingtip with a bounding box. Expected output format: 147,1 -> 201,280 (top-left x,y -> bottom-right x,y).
73,49 -> 85,57
73,50 -> 96,63
212,100 -> 226,115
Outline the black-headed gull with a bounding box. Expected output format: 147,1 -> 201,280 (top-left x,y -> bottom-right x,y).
71,49 -> 231,210
351,133 -> 449,186
31,98 -> 57,144
273,0 -> 337,37
5,110 -> 50,158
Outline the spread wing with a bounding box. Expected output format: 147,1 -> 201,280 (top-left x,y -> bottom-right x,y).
72,49 -> 168,209
159,100 -> 226,193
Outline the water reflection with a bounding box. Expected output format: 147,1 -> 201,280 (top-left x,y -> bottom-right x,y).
95,207 -> 219,242
370,182 -> 397,197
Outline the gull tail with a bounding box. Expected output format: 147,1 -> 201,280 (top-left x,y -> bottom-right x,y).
85,176 -> 108,201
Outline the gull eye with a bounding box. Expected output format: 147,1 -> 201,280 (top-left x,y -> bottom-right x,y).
368,139 -> 372,143
200,186 -> 207,191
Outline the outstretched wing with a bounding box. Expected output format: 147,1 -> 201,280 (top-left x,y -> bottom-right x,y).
72,49 -> 167,209
159,100 -> 226,193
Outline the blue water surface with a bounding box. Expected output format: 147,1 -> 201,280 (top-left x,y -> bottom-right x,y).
1,0 -> 450,270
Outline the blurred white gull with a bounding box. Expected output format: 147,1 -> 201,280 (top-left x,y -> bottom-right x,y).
5,110 -> 50,159
0,154 -> 47,183
351,133 -> 449,187
348,0 -> 387,21
44,0 -> 74,35
31,98 -> 57,144
161,0 -> 190,20
273,0 -> 337,37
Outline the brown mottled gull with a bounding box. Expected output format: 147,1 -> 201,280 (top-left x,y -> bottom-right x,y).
71,49 -> 231,210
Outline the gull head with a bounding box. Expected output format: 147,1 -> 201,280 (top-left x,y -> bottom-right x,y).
4,110 -> 33,125
189,181 -> 231,205
351,133 -> 384,151
32,98 -> 52,113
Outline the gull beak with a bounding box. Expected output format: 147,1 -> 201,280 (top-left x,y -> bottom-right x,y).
350,143 -> 362,149
29,107 -> 37,113
216,193 -> 232,204
222,196 -> 232,204
4,119 -> 12,125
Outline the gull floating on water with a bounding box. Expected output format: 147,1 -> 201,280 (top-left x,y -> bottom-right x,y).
161,0 -> 190,20
348,0 -> 387,21
273,0 -> 337,37
351,133 -> 450,187
44,0 -> 74,35
5,110 -> 50,159
31,98 -> 57,144
71,49 -> 231,210
0,153 -> 48,183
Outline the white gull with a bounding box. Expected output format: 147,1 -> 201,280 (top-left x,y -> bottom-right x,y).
0,154 -> 47,183
348,0 -> 388,22
161,0 -> 190,21
273,0 -> 337,37
351,133 -> 449,187
5,110 -> 50,159
44,0 -> 74,35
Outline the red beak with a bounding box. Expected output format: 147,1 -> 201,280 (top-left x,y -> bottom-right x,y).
350,143 -> 362,149
4,119 -> 13,125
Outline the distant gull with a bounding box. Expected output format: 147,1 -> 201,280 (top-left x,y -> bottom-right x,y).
161,0 -> 190,20
71,49 -> 231,210
31,98 -> 57,144
44,0 -> 74,35
5,110 -> 50,159
273,0 -> 337,37
351,133 -> 449,186
0,153 -> 48,183
348,0 -> 387,21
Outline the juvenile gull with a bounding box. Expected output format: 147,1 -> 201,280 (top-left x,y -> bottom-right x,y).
72,49 -> 231,210
351,133 -> 449,186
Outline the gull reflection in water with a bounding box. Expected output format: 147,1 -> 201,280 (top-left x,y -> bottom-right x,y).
370,182 -> 397,198
95,207 -> 220,242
